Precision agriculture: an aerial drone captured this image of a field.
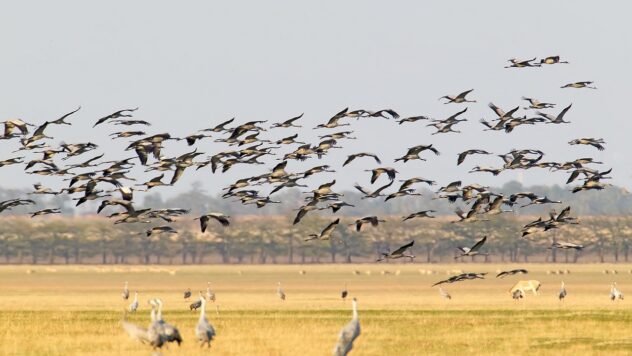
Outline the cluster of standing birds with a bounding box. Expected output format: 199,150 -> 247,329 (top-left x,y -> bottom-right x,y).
120,279 -> 359,354
0,54 -> 615,354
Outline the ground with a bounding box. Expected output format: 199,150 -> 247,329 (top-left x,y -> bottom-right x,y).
1,263 -> 631,355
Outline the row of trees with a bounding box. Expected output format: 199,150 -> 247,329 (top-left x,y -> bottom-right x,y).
1,214 -> 632,264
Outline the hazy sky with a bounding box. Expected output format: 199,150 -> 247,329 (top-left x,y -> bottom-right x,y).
1,1 -> 630,197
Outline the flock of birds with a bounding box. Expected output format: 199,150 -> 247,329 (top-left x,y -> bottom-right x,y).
0,54 -> 615,354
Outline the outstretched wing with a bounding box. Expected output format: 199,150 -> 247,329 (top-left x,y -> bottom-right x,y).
391,240 -> 414,255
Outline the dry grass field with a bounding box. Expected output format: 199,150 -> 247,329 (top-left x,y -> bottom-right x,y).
1,264 -> 632,355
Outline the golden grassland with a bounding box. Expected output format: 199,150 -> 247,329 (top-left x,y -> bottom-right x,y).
2,264 -> 632,355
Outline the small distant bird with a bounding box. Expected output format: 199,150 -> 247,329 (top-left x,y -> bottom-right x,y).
521,97 -> 556,109
190,292 -> 204,311
455,236 -> 488,259
610,282 -> 624,301
122,281 -> 129,300
343,153 -> 381,166
341,283 -> 348,300
128,291 -> 139,313
561,81 -> 596,89
195,213 -> 230,232
184,288 -> 192,300
559,281 -> 567,301
439,89 -> 476,104
333,298 -> 360,356
350,216 -> 386,232
540,56 -> 569,65
512,289 -> 525,300
305,219 -> 340,241
377,241 -> 415,262
549,241 -> 584,250
537,103 -> 573,124
277,282 -> 286,301
496,269 -> 528,278
206,282 -> 216,303
439,287 -> 452,300
457,149 -> 491,166
505,57 -> 540,68
568,138 -> 605,151
402,210 -> 436,221
30,208 -> 61,218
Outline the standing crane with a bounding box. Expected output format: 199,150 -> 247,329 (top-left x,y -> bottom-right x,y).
206,282 -> 216,303
333,298 -> 361,356
559,281 -> 567,301
610,282 -> 624,301
153,299 -> 183,346
122,281 -> 129,300
128,291 -> 139,313
195,295 -> 216,348
277,282 -> 286,301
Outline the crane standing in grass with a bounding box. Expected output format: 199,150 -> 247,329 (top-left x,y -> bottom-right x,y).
206,282 -> 216,303
559,282 -> 567,301
277,282 -> 286,301
122,281 -> 129,300
128,291 -> 139,313
153,299 -> 183,346
195,295 -> 216,348
333,298 -> 361,356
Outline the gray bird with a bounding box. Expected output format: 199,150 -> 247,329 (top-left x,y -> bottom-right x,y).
195,295 -> 216,348
122,281 -> 129,300
333,298 -> 361,356
559,281 -> 567,301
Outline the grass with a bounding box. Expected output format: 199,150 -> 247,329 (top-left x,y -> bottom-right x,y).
1,263 -> 632,355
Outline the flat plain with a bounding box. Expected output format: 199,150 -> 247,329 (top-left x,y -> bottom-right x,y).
1,263 -> 632,355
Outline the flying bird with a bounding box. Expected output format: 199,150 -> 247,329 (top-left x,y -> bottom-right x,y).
195,213 -> 230,232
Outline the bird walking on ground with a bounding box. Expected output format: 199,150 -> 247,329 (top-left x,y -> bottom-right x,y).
184,288 -> 192,300
333,298 -> 361,356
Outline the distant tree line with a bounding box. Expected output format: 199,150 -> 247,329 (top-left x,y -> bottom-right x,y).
1,213 -> 632,265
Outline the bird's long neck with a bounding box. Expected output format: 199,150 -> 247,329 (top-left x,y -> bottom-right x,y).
157,302 -> 163,320
199,299 -> 207,322
150,306 -> 157,322
352,300 -> 358,320
133,293 -> 138,303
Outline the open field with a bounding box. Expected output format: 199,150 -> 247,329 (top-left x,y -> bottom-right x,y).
2,264 -> 632,355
